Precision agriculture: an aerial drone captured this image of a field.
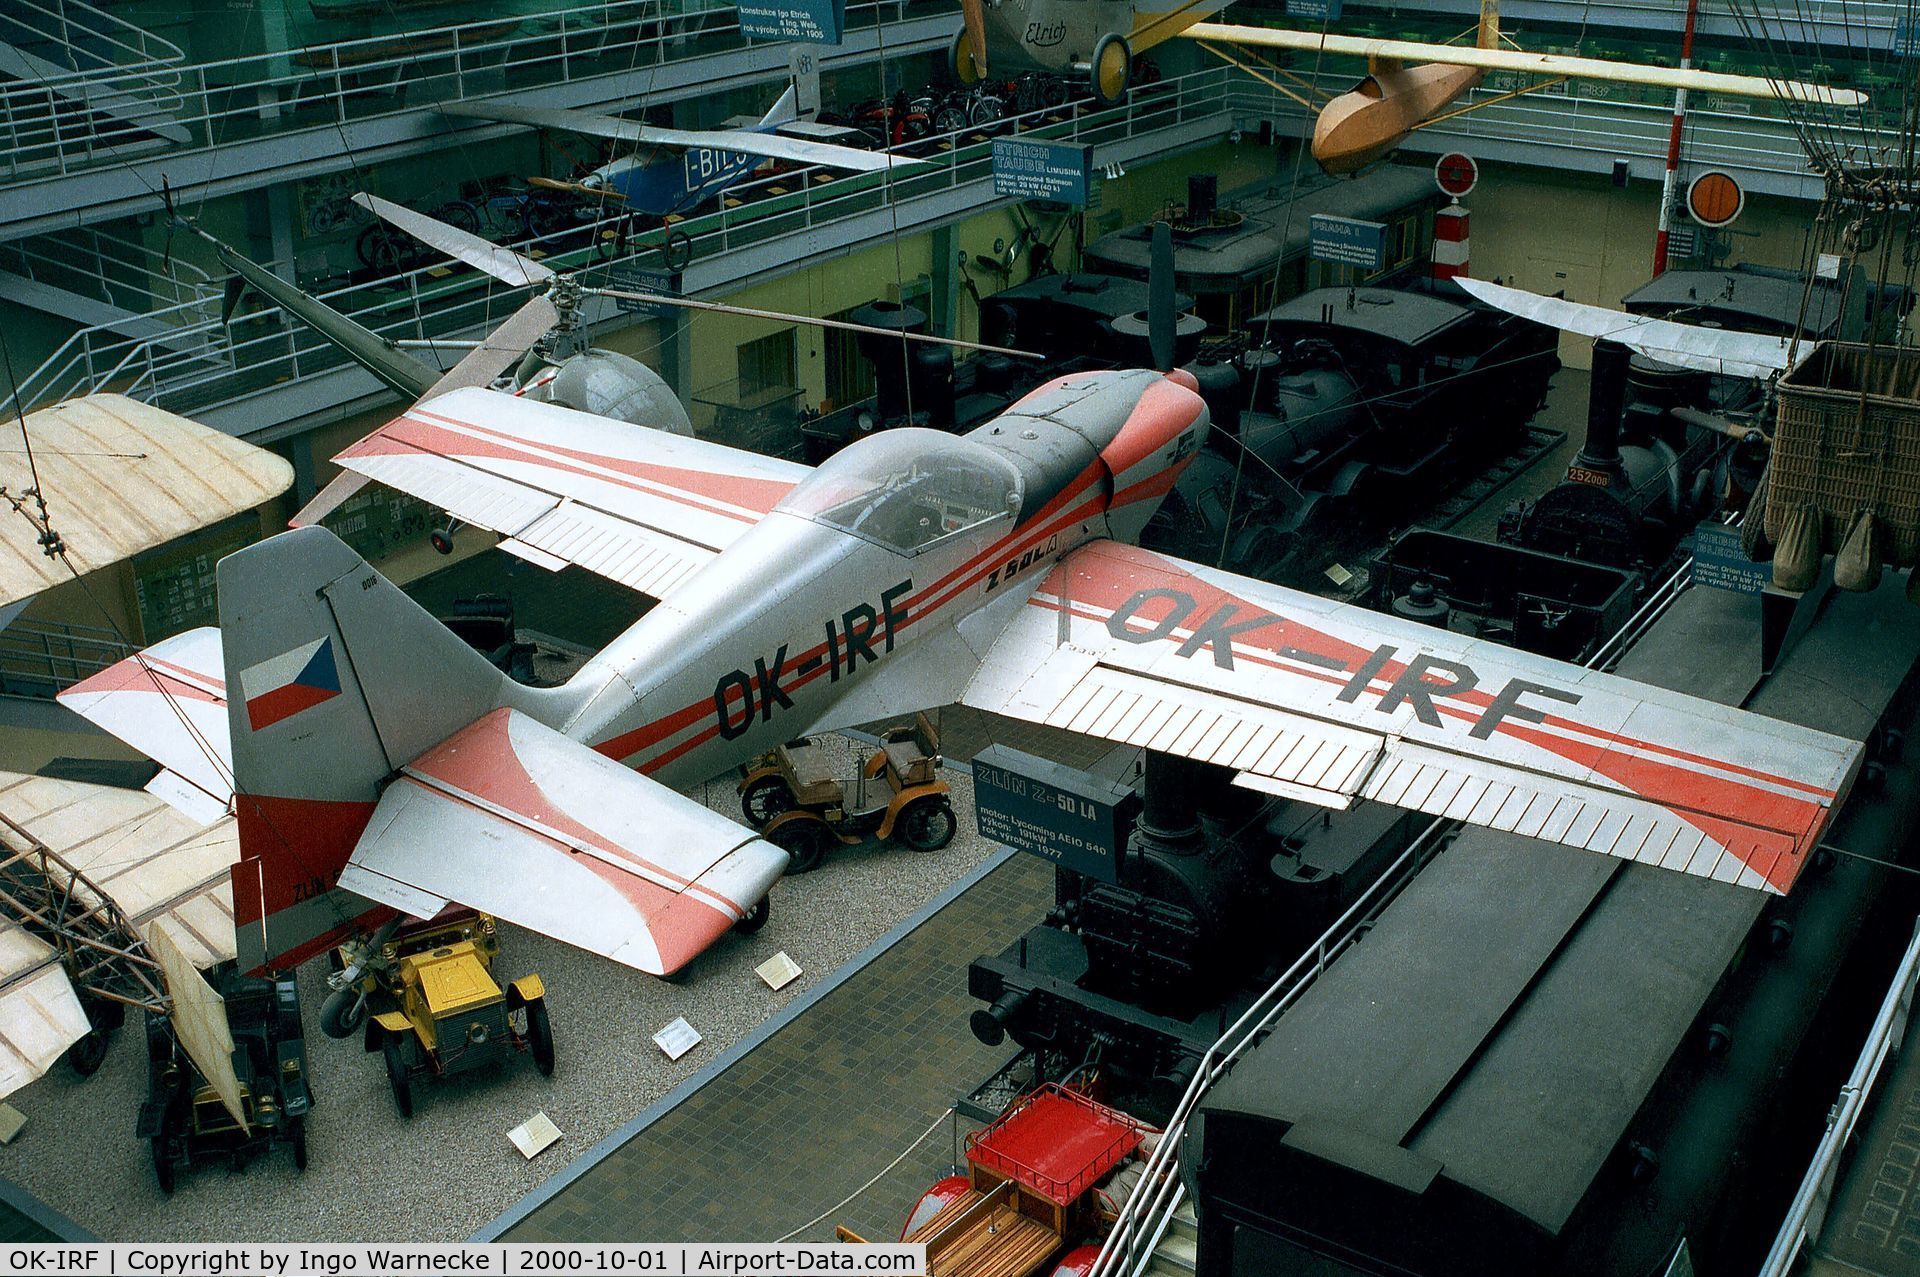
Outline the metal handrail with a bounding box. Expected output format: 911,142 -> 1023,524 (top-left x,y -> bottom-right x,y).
1090,551 -> 1700,1277
1759,918 -> 1920,1277
0,0 -> 940,180
0,0 -> 184,80
2,68 -> 1232,420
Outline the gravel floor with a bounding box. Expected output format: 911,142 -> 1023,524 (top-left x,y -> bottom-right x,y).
1,741 -> 991,1243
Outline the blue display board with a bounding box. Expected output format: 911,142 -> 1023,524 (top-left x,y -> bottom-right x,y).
992,139 -> 1094,206
1691,522 -> 1769,595
1287,0 -> 1342,19
972,745 -> 1134,883
1896,16 -> 1920,56
607,264 -> 681,317
738,0 -> 843,43
1309,214 -> 1388,270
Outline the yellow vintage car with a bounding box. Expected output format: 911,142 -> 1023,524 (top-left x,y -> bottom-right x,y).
320,909 -> 552,1118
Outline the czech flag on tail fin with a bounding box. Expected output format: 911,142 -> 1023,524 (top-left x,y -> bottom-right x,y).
240,637 -> 342,731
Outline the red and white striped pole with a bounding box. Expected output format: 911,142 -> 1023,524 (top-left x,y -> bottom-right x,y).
1433,201 -> 1470,280
1652,0 -> 1701,276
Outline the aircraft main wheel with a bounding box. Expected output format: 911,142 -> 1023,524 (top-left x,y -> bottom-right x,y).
898,797 -> 958,852
771,820 -> 833,874
383,1033 -> 414,1120
661,228 -> 694,272
740,776 -> 795,826
734,895 -> 771,934
65,1027 -> 110,1077
318,987 -> 366,1040
526,999 -> 554,1077
151,1136 -> 175,1195
950,28 -> 983,85
1091,34 -> 1131,107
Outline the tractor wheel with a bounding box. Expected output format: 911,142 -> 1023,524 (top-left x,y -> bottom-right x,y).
289,1116 -> 309,1172
740,776 -> 794,826
1091,34 -> 1131,107
383,1033 -> 414,1120
770,818 -> 833,875
526,999 -> 555,1077
65,1027 -> 110,1077
318,987 -> 366,1040
734,895 -> 771,934
151,1136 -> 175,1195
898,797 -> 958,852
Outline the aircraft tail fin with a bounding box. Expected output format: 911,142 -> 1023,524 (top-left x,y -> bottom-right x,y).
219,526 -> 507,971
761,84 -> 800,127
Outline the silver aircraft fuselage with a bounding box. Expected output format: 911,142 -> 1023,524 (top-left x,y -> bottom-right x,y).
516,367 -> 1209,783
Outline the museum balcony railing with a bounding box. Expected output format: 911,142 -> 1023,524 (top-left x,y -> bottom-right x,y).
0,0 -> 949,185
7,64 -> 1881,428
1335,0 -> 1902,46
1,66 -> 1237,428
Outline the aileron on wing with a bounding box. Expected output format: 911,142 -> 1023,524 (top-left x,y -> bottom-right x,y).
963,541 -> 1860,893
331,386 -> 812,601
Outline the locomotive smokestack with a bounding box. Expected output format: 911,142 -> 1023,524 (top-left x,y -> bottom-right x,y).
1188,175 -> 1217,225
1578,338 -> 1631,481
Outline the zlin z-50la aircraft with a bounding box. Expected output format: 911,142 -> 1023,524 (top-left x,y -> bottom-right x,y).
67,330 -> 1860,986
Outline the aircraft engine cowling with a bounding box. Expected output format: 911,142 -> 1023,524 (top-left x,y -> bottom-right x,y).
530,350 -> 693,435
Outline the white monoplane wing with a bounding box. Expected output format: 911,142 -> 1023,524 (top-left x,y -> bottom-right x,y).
339,709 -> 787,977
1456,278 -> 1797,379
1183,22 -> 1866,106
442,102 -> 920,173
332,386 -> 810,600
960,541 -> 1858,894
59,627 -> 233,822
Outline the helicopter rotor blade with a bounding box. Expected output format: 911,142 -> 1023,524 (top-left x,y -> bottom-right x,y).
960,0 -> 989,74
352,193 -> 555,289
1148,220 -> 1175,372
584,286 -> 1045,360
292,292 -> 562,528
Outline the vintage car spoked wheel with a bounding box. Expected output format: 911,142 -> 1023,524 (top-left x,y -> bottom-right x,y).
898,798 -> 957,852
770,819 -> 833,874
740,776 -> 794,826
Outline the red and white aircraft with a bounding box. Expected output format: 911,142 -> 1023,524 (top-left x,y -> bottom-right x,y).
66,367 -> 1860,980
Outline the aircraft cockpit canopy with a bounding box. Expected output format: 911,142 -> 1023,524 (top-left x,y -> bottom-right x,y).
779,428 -> 1023,555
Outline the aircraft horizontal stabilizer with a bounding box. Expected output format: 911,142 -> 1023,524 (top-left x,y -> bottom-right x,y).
60,627 -> 234,817
339,708 -> 788,977
961,541 -> 1860,894
1455,278 -> 1796,379
1183,22 -> 1868,106
441,102 -> 923,173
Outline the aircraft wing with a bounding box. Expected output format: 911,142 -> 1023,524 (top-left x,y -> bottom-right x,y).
1455,278 -> 1796,379
1183,22 -> 1867,106
442,102 -> 920,173
332,385 -> 810,601
338,708 -> 787,977
59,627 -> 234,822
958,540 -> 1859,894
0,771 -> 241,1099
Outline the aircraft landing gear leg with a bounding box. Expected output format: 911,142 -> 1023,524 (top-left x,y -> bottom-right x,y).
1091,34 -> 1131,107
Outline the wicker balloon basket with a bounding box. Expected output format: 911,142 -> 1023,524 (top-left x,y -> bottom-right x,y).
1764,341 -> 1920,593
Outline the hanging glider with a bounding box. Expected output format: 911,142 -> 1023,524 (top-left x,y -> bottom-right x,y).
1455,277 -> 1797,379
1182,3 -> 1864,172
443,88 -> 921,218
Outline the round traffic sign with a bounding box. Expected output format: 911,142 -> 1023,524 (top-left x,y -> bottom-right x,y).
1435,152 -> 1479,198
1687,170 -> 1745,228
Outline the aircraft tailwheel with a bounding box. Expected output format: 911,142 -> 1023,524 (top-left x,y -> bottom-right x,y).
1092,34 -> 1131,106
951,28 -> 983,85
734,895 -> 771,934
